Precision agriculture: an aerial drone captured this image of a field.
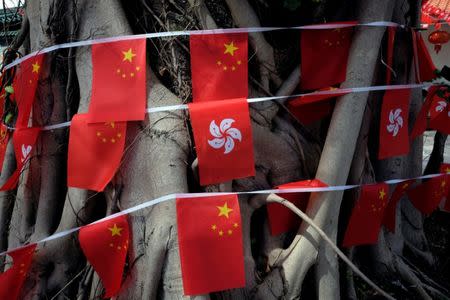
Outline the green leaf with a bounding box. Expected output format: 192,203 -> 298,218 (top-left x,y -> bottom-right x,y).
4,113 -> 13,124
4,85 -> 14,94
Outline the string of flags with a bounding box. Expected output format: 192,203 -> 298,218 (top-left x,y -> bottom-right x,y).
0,21 -> 448,298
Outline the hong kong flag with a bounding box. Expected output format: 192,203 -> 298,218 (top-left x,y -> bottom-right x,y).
407,175 -> 448,215
267,179 -> 328,235
0,125 -> 10,171
0,244 -> 36,300
190,33 -> 248,102
188,98 -> 255,185
0,127 -> 41,191
378,89 -> 411,159
411,85 -> 440,140
429,86 -> 450,134
343,183 -> 389,247
79,215 -> 129,298
176,194 -> 245,295
88,38 -> 146,123
12,54 -> 44,128
300,23 -> 354,90
383,180 -> 413,233
68,114 -> 126,191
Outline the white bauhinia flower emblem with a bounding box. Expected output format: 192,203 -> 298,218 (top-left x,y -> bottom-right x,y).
386,108 -> 403,137
207,119 -> 242,154
21,144 -> 32,163
435,101 -> 450,117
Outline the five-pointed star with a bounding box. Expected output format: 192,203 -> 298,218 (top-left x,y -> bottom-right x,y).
108,224 -> 123,237
217,202 -> 233,218
32,62 -> 40,73
122,48 -> 136,62
379,188 -> 386,200
446,167 -> 450,173
441,180 -> 446,188
224,41 -> 238,56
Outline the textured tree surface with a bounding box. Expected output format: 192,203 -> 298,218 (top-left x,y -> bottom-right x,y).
0,0 -> 449,299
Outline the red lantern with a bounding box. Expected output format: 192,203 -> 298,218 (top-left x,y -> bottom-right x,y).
428,30 -> 450,53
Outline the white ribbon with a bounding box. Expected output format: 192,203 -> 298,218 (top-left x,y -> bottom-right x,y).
5,21 -> 405,70
3,83 -> 430,131
0,171 -> 445,257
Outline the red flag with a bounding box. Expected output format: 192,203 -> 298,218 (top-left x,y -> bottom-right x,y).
0,127 -> 41,191
386,27 -> 396,85
87,39 -> 146,123
176,194 -> 245,295
0,244 -> 36,300
429,86 -> 450,134
0,125 -> 10,171
287,89 -> 349,124
407,175 -> 448,215
190,33 -> 247,102
188,98 -> 255,185
411,85 -> 440,140
68,114 -> 126,191
415,31 -> 437,82
383,180 -> 413,233
79,215 -> 129,298
300,24 -> 354,90
12,54 -> 44,128
378,89 -> 411,159
343,183 -> 389,247
267,179 -> 328,235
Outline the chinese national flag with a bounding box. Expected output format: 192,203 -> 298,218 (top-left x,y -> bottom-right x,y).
68,114 -> 126,191
188,98 -> 255,185
88,39 -> 146,123
267,179 -> 328,235
407,175 -> 448,215
287,89 -> 349,124
0,127 -> 41,191
343,183 -> 389,247
79,215 -> 129,298
378,89 -> 411,159
13,54 -> 44,128
0,244 -> 36,300
429,86 -> 450,134
300,24 -> 354,90
383,180 -> 413,233
176,194 -> 245,295
415,31 -> 437,82
411,85 -> 440,140
190,33 -> 248,102
0,125 -> 10,171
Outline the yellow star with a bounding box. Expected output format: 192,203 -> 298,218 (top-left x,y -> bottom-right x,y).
402,183 -> 409,189
32,62 -> 40,73
224,41 -> 238,56
122,48 -> 136,62
217,202 -> 233,218
217,61 -> 222,66
228,230 -> 233,235
211,224 -> 217,231
108,224 -> 123,237
233,223 -> 238,228
379,188 -> 386,200
446,168 -> 450,173
219,230 -> 224,236
441,180 -> 446,188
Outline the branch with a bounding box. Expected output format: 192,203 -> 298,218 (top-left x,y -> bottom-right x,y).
266,193 -> 395,300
